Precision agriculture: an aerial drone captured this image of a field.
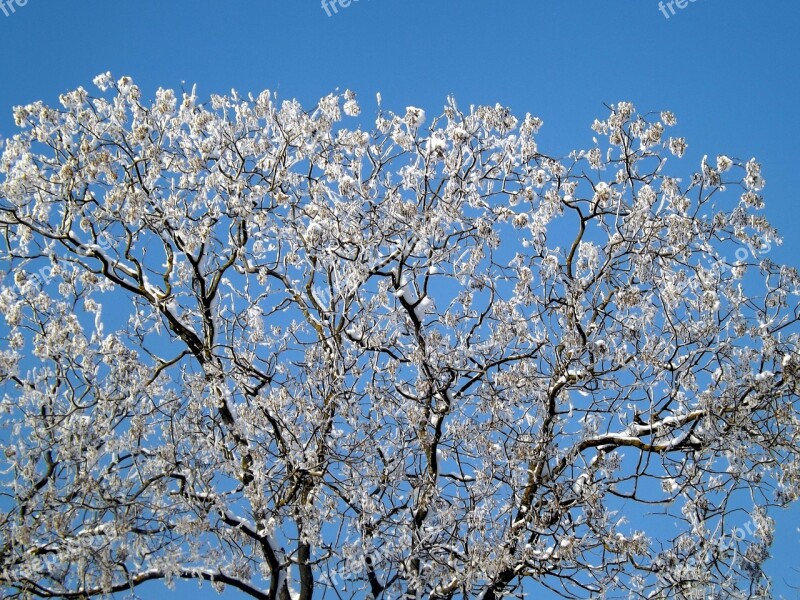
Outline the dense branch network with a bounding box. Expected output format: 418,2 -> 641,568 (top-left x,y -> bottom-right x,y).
0,74 -> 798,599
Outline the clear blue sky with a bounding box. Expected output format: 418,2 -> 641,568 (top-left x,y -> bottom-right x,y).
1,1 -> 799,598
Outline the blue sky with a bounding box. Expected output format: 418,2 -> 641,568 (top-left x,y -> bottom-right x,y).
1,1 -> 799,598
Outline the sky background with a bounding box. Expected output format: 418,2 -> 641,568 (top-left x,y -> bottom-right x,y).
1,1 -> 799,598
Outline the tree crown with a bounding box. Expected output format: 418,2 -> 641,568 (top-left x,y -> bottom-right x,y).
0,75 -> 798,599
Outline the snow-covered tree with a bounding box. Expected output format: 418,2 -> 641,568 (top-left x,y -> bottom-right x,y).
0,75 -> 798,599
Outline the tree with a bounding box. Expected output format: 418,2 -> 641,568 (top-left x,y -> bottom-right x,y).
0,73 -> 798,600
